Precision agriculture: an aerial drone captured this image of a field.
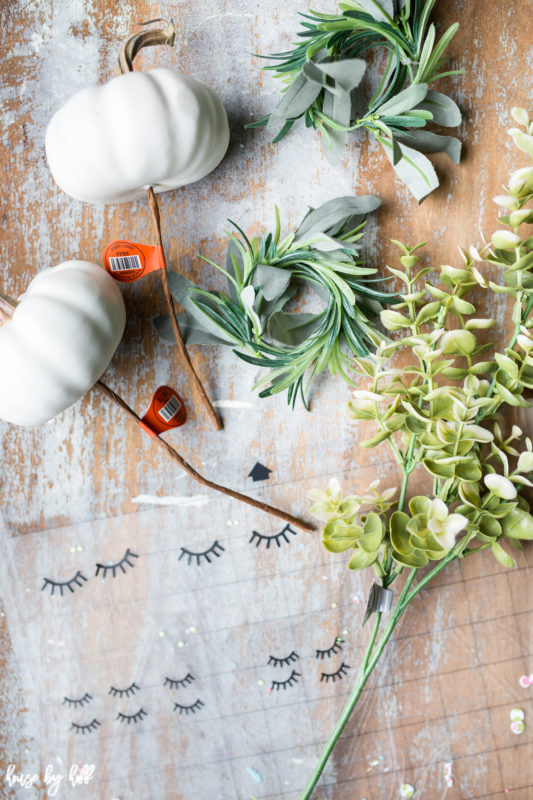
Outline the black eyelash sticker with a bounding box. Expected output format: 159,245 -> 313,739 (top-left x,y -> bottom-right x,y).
63,693 -> 92,708
71,719 -> 100,735
173,699 -> 205,715
117,708 -> 147,725
320,662 -> 351,683
164,674 -> 195,690
268,651 -> 299,668
178,540 -> 225,566
95,548 -> 139,578
41,571 -> 87,596
270,670 -> 301,691
249,523 -> 298,549
109,682 -> 140,698
315,637 -> 344,660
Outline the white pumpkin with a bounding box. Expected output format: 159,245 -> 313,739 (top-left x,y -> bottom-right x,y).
0,261 -> 126,426
45,68 -> 230,204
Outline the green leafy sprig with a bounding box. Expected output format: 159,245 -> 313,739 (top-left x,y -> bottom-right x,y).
154,196 -> 396,407
300,106 -> 533,800
248,0 -> 463,202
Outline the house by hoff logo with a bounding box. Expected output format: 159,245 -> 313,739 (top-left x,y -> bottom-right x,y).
5,763 -> 95,796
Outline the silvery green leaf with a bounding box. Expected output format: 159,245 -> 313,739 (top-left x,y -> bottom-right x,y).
267,72 -> 322,132
166,271 -> 238,343
396,130 -> 462,163
352,0 -> 394,21
268,311 -> 324,345
302,59 -> 328,86
391,135 -> 402,165
376,83 -> 428,117
261,285 -> 297,319
322,83 -> 350,165
153,312 -> 233,346
318,58 -> 367,92
254,263 -> 291,301
416,90 -> 461,127
225,239 -> 243,299
241,285 -> 262,335
296,195 -> 381,239
381,138 -> 439,202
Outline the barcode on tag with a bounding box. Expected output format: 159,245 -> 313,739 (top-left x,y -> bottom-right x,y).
108,255 -> 142,272
158,395 -> 182,423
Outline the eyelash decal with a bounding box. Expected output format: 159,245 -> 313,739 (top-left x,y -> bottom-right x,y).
109,682 -> 140,698
95,548 -> 139,579
320,662 -> 351,683
41,571 -> 87,596
268,651 -> 299,668
117,708 -> 147,725
178,540 -> 225,566
270,670 -> 301,691
249,523 -> 298,549
63,693 -> 92,708
71,719 -> 100,735
315,637 -> 344,660
173,699 -> 205,715
164,674 -> 195,690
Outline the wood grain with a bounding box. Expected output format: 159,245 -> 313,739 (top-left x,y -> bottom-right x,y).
0,0 -> 532,796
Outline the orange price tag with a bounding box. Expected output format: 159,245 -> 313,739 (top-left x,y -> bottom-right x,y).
103,240 -> 165,283
139,386 -> 187,439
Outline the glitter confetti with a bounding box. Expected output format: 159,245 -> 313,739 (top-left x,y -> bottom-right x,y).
519,674 -> 533,688
331,602 -> 337,609
400,784 -> 414,798
257,680 -> 264,687
444,761 -> 453,788
158,631 -> 165,638
246,767 -> 263,784
510,708 -> 525,734
177,641 -> 184,648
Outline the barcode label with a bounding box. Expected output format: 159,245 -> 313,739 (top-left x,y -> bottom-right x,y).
108,255 -> 142,272
158,395 -> 182,422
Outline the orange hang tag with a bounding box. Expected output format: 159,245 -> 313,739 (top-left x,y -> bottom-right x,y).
103,240 -> 165,283
139,386 -> 187,439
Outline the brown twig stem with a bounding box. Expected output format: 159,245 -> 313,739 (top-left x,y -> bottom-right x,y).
95,380 -> 314,532
1,288 -> 311,530
0,289 -> 17,323
146,187 -> 223,431
116,19 -> 222,431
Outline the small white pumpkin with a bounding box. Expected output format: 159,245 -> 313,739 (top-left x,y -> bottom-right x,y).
45,23 -> 230,205
0,261 -> 126,426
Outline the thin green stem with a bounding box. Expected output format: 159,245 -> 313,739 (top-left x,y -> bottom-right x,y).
362,611 -> 382,672
298,569 -> 417,800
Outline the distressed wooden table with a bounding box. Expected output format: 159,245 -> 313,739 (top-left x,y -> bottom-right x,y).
0,1 -> 532,798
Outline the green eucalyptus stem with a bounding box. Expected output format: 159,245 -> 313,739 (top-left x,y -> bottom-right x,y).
299,569 -> 417,800
362,610 -> 382,672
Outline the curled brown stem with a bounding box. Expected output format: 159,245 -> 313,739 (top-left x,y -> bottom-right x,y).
146,187 -> 222,431
95,380 -> 314,532
117,20 -> 222,431
1,288 -> 311,529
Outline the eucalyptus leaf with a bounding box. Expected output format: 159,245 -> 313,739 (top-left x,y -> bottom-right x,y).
254,264 -> 291,301
381,137 -> 439,202
375,83 -> 429,117
268,312 -> 324,345
416,90 -> 462,126
296,196 -> 381,239
396,130 -> 462,164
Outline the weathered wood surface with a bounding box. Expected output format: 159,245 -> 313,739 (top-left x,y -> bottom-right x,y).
0,0 -> 532,797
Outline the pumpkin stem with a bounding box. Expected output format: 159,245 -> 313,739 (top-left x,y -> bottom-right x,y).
0,289 -> 17,325
95,379 -> 315,532
118,18 -> 176,74
146,187 -> 223,432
